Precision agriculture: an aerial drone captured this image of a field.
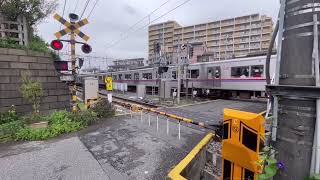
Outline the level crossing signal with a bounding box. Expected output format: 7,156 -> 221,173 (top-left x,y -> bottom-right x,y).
51,40 -> 63,50
53,61 -> 68,71
81,44 -> 92,54
53,12 -> 91,112
189,46 -> 194,57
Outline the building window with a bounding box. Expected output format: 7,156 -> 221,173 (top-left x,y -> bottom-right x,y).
134,73 -> 139,80
231,66 -> 249,78
125,74 -> 132,80
142,73 -> 152,80
113,75 -> 117,80
251,65 -> 263,77
172,71 -> 177,79
118,74 -> 123,80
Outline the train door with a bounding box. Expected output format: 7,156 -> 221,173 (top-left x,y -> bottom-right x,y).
207,66 -> 221,87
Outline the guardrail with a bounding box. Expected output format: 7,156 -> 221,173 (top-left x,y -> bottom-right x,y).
167,133 -> 215,180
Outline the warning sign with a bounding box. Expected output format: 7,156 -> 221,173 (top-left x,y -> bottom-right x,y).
105,76 -> 113,91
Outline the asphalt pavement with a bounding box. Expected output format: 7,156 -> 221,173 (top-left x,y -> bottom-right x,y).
0,99 -> 265,180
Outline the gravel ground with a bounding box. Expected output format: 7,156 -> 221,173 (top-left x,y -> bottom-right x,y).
79,115 -> 206,179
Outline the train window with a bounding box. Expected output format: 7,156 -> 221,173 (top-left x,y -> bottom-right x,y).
118,74 -> 123,80
241,126 -> 258,152
134,73 -> 139,80
231,66 -> 249,78
223,159 -> 232,179
251,65 -> 263,77
125,74 -> 132,80
142,73 -> 152,80
190,69 -> 199,79
208,67 -> 221,78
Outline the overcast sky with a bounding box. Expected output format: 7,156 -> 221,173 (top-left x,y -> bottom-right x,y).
37,0 -> 279,64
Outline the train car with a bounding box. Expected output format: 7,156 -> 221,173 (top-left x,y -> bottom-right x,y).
80,55 -> 276,99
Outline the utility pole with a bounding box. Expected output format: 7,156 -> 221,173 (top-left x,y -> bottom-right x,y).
266,0 -> 320,179
177,43 -> 185,105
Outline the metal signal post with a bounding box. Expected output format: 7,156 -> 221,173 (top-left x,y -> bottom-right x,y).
53,13 -> 91,112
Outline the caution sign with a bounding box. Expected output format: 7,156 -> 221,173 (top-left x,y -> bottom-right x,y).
105,76 -> 113,91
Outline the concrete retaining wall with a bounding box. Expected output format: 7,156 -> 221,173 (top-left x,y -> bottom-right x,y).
0,48 -> 70,114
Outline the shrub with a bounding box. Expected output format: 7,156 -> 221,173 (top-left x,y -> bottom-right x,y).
0,120 -> 24,141
91,99 -> 115,118
0,106 -> 19,125
70,110 -> 98,126
48,110 -> 72,125
20,72 -> 44,114
15,128 -> 53,141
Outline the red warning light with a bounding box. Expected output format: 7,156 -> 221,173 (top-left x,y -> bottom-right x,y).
54,61 -> 68,71
81,44 -> 92,54
51,40 -> 63,50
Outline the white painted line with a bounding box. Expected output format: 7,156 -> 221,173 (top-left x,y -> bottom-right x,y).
165,100 -> 218,109
157,115 -> 159,131
178,122 -> 181,140
140,111 -> 143,123
167,118 -> 169,135
148,114 -> 151,127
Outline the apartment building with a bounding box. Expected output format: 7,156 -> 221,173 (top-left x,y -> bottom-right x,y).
0,13 -> 29,45
148,14 -> 274,63
148,21 -> 181,64
108,58 -> 144,72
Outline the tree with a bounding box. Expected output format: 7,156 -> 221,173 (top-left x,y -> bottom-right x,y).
0,0 -> 58,26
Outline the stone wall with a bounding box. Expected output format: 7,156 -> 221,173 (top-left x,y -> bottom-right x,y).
0,48 -> 70,114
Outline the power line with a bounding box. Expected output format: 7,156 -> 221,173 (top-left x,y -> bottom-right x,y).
80,0 -> 91,19
106,0 -> 172,49
87,0 -> 99,18
106,0 -> 192,50
73,0 -> 80,13
60,0 -> 67,30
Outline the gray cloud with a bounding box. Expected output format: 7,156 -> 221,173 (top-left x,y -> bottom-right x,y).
37,0 -> 279,60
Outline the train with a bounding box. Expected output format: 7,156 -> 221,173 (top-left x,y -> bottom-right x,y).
77,55 -> 277,99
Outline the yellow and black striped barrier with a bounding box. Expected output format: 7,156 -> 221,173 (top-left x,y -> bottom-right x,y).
113,100 -> 209,129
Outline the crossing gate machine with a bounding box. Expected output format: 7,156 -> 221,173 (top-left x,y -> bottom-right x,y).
222,109 -> 265,180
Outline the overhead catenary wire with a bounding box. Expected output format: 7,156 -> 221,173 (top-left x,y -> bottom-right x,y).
80,0 -> 91,19
60,0 -> 67,30
106,0 -> 192,50
74,0 -> 80,13
87,0 -> 99,19
109,0 -> 172,42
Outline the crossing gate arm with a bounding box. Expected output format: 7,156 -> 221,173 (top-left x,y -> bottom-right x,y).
167,133 -> 214,180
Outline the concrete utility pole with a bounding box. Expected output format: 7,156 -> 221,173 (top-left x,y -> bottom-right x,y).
267,0 -> 320,179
